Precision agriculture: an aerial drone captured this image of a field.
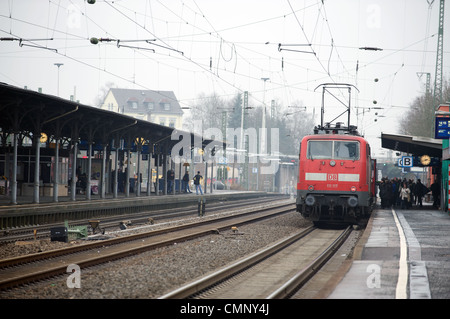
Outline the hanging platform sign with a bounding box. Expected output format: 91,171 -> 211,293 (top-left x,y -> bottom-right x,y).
435,117 -> 450,139
435,105 -> 450,139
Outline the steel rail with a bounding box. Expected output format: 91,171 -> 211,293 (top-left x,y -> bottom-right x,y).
0,196 -> 280,243
0,203 -> 295,290
266,225 -> 352,299
158,225 -> 316,299
159,225 -> 351,299
0,201 -> 294,269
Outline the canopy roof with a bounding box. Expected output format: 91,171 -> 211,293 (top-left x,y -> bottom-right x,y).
0,82 -> 222,153
381,132 -> 442,158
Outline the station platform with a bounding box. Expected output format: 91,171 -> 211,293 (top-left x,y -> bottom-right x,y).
328,203 -> 450,299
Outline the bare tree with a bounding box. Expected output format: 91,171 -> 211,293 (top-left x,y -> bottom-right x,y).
399,80 -> 450,137
183,92 -> 315,156
93,81 -> 117,107
183,92 -> 229,134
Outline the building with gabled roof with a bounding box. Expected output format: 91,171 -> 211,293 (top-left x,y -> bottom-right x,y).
100,88 -> 184,129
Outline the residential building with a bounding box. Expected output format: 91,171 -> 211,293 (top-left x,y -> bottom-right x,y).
100,88 -> 183,129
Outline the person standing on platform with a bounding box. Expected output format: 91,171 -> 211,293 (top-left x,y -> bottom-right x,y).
379,178 -> 387,208
167,169 -> 175,194
415,179 -> 426,207
431,180 -> 440,208
193,171 -> 203,195
182,172 -> 191,193
400,182 -> 411,209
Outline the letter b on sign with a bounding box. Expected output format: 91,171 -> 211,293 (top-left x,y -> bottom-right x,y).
402,156 -> 413,167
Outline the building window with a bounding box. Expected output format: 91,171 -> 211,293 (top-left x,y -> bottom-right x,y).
143,101 -> 154,110
128,97 -> 139,109
159,117 -> 166,126
159,102 -> 170,110
169,118 -> 176,128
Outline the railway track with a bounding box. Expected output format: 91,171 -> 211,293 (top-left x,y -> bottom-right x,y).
0,196 -> 283,243
159,225 -> 352,299
0,200 -> 295,291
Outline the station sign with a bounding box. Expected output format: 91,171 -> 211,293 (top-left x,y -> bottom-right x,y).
435,104 -> 450,139
398,156 -> 413,167
218,156 -> 228,165
435,117 -> 450,139
396,155 -> 437,167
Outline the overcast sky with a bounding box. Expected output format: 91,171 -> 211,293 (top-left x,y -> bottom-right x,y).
0,0 -> 449,157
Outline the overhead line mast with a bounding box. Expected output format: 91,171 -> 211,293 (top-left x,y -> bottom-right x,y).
433,0 -> 445,106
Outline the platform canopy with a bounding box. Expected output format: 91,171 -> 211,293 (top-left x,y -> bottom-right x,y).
381,132 -> 442,158
0,82 -> 223,152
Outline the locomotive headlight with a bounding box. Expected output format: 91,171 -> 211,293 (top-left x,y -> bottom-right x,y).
305,195 -> 315,206
350,186 -> 357,192
330,160 -> 336,167
308,185 -> 314,191
348,196 -> 358,207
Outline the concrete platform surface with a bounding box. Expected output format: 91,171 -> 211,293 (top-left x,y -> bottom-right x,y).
329,204 -> 450,299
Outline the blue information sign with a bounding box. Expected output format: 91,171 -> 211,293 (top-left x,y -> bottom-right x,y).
435,117 -> 450,139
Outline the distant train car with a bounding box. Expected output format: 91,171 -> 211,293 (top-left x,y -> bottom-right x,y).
296,124 -> 376,226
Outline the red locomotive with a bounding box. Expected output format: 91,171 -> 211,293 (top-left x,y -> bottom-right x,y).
296,123 -> 377,226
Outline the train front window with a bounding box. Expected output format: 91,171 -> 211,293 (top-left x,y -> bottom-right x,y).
307,141 -> 332,159
307,140 -> 360,160
334,141 -> 359,159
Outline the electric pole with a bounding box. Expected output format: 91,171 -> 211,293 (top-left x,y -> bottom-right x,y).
417,72 -> 431,95
54,63 -> 63,97
260,77 -> 270,155
433,0 -> 445,106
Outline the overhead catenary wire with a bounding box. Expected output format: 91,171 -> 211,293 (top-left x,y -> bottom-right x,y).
286,0 -> 342,85
0,1 -> 364,106
0,1 -> 194,106
107,0 -> 338,105
286,0 -> 352,118
105,0 -> 281,106
0,0 -> 443,124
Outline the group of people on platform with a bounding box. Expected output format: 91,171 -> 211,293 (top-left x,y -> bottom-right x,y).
76,166 -> 205,196
378,177 -> 440,210
162,169 -> 204,195
179,171 -> 203,195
